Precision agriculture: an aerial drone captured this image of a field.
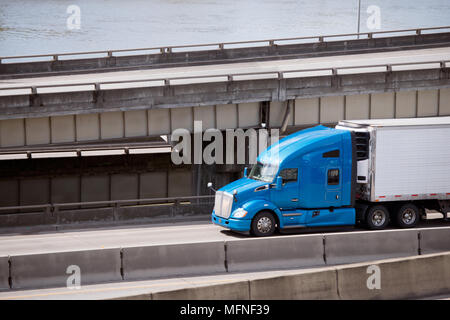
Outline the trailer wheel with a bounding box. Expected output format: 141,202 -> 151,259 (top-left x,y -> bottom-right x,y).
395,203 -> 419,228
251,211 -> 276,237
366,205 -> 390,230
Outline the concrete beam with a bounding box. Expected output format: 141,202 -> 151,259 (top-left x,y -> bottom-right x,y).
0,68 -> 448,120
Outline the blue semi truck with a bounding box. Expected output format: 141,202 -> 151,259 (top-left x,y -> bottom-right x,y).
211,117 -> 450,236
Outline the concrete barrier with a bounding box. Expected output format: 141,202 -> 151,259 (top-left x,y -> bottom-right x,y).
122,241 -> 226,280
56,207 -> 115,224
226,234 -> 325,273
419,227 -> 450,254
115,252 -> 450,300
2,32 -> 449,76
337,252 -> 450,299
0,212 -> 56,228
0,256 -> 9,290
249,269 -> 338,300
10,248 -> 122,289
151,281 -> 250,300
324,229 -> 419,265
117,205 -> 172,221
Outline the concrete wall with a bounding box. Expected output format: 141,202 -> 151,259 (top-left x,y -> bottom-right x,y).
0,256 -> 9,290
0,170 -> 192,206
291,89 -> 450,127
1,88 -> 449,148
138,252 -> 450,300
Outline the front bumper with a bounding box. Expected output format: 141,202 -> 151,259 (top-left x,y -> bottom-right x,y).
211,211 -> 251,231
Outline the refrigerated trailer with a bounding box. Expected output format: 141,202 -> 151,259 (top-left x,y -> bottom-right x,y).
211,117 -> 450,236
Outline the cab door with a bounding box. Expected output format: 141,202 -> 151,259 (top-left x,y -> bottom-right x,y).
270,168 -> 299,210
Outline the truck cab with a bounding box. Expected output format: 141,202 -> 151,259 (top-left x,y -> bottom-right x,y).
211,125 -> 357,236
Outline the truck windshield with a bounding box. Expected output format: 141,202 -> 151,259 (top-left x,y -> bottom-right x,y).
248,162 -> 279,183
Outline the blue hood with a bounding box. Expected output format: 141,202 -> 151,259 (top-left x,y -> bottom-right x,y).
218,177 -> 266,194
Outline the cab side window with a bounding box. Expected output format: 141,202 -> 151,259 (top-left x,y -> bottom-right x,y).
323,149 -> 340,158
328,169 -> 340,185
279,168 -> 298,184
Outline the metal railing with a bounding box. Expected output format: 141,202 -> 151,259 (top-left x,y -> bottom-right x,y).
0,195 -> 215,215
0,25 -> 449,64
1,59 -> 448,95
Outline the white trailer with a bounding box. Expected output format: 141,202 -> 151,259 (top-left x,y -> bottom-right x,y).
336,117 -> 450,228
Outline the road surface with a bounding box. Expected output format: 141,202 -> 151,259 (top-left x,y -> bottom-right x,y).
0,217 -> 448,256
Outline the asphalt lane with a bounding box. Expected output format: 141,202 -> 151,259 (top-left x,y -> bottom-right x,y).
0,215 -> 448,256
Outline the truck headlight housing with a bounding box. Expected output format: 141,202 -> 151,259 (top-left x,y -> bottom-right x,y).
232,208 -> 248,218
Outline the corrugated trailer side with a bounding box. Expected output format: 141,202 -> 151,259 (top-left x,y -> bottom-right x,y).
372,124 -> 450,202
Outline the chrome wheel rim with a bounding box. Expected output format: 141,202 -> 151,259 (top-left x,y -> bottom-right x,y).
372,209 -> 386,227
401,208 -> 416,225
257,216 -> 272,233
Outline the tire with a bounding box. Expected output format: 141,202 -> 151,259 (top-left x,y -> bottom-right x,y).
251,211 -> 276,237
365,205 -> 390,230
395,203 -> 419,228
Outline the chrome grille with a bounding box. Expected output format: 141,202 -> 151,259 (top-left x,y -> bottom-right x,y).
214,191 -> 233,218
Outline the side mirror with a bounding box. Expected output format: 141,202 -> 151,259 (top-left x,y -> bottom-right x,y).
207,182 -> 216,192
276,176 -> 283,190
243,167 -> 248,177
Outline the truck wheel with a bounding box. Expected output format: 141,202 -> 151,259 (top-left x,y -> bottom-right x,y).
395,203 -> 419,228
366,205 -> 390,230
251,211 -> 276,237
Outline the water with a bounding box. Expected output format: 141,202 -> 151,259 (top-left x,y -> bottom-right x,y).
0,0 -> 449,57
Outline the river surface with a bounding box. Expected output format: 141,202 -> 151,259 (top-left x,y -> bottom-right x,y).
0,0 -> 449,56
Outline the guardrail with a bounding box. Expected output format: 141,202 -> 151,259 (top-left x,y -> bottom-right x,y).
0,195 -> 214,213
1,25 -> 449,64
0,195 -> 215,222
1,59 -> 448,96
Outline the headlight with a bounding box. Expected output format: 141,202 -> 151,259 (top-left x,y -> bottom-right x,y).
233,208 -> 248,218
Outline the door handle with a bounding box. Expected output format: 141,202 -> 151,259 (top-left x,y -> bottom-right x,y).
312,210 -> 320,217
